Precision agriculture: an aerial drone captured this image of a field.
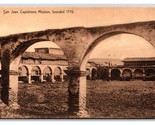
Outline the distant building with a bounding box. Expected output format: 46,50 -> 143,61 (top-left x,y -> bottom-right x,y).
123,57 -> 155,67
35,48 -> 65,55
0,48 -> 95,84
0,48 -> 155,83
19,48 -> 68,83
87,57 -> 155,81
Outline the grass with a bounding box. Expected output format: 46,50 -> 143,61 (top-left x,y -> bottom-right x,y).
0,80 -> 155,118
87,80 -> 155,118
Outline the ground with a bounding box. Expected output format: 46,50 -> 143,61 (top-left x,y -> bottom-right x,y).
0,80 -> 155,118
87,80 -> 155,118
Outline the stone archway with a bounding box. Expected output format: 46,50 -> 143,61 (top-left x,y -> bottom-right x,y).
145,68 -> 155,80
1,21 -> 155,117
31,66 -> 42,83
18,65 -> 29,83
122,69 -> 132,81
91,68 -> 97,80
80,30 -> 155,117
54,67 -> 62,82
0,40 -> 69,109
134,69 -> 143,80
86,68 -> 91,80
111,69 -> 121,80
99,68 -> 109,80
43,66 -> 52,82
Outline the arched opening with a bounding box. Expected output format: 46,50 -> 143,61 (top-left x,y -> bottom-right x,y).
9,40 -> 69,116
62,67 -> 68,81
91,68 -> 97,80
18,65 -> 29,83
80,32 -> 155,117
54,67 -> 62,82
122,69 -> 132,81
145,68 -> 155,80
134,69 -> 143,80
98,68 -> 109,80
111,69 -> 121,80
86,68 -> 91,80
43,66 -> 52,82
31,66 -> 41,83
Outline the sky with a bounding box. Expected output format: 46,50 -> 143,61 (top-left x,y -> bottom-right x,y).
1,7 -> 155,59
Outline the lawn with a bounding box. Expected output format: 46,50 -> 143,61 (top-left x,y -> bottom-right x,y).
0,80 -> 155,118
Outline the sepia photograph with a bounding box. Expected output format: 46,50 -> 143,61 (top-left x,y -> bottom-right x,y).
0,6 -> 155,119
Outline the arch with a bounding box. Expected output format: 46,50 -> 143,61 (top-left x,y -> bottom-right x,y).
1,22 -> 155,114
43,66 -> 52,82
122,69 -> 132,81
111,69 -> 121,80
64,28 -> 155,115
99,68 -> 109,80
80,32 -> 153,70
0,38 -> 69,108
10,40 -> 69,83
54,67 -> 62,81
10,39 -> 69,65
86,68 -> 91,80
31,66 -> 41,82
145,68 -> 155,80
12,39 -> 49,62
134,69 -> 143,80
18,65 -> 29,76
18,65 -> 29,83
91,68 -> 97,80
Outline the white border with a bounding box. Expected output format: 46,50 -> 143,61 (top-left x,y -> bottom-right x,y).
0,0 -> 155,5
0,0 -> 155,125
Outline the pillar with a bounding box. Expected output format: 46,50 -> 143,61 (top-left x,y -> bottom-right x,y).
60,73 -> 64,82
51,73 -> 55,83
120,71 -> 122,78
143,70 -> 145,80
89,69 -> 92,80
1,69 -> 20,109
65,69 -> 89,118
108,69 -> 111,81
40,74 -> 44,82
28,73 -> 31,84
132,71 -> 135,79
120,70 -> 123,80
8,70 -> 20,109
1,50 -> 20,109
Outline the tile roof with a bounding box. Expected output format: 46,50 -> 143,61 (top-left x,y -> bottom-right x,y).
22,52 -> 67,61
123,57 -> 155,62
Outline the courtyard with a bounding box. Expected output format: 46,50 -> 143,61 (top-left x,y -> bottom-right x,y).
1,80 -> 155,118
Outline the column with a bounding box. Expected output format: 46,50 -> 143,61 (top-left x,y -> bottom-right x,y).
120,70 -> 123,80
143,70 -> 145,81
60,73 -> 64,82
108,69 -> 111,81
1,70 -> 20,109
8,70 -> 20,109
132,71 -> 135,79
40,74 -> 44,82
88,69 -> 91,80
1,50 -> 20,109
51,73 -> 55,83
28,73 -> 32,84
65,69 -> 89,118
